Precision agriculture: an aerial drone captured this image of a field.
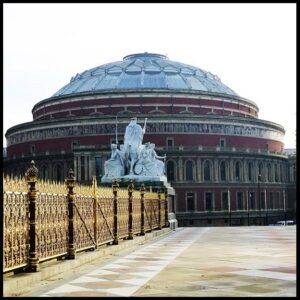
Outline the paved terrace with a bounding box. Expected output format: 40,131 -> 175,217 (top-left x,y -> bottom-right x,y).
4,226 -> 296,297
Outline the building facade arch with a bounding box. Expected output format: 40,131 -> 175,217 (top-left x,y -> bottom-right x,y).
234,159 -> 243,182
247,160 -> 255,182
219,159 -> 229,181
203,159 -> 213,181
166,159 -> 177,182
184,159 -> 196,181
53,163 -> 63,182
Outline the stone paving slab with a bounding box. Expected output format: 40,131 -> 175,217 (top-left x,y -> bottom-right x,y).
7,226 -> 296,297
133,226 -> 296,297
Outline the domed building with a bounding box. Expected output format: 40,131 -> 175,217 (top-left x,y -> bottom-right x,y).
4,53 -> 296,226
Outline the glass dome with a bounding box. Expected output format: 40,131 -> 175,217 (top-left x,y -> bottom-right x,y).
53,52 -> 238,97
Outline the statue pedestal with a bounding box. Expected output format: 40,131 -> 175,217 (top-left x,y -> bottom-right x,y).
101,174 -> 167,188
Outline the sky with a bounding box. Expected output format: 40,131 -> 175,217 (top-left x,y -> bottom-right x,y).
3,3 -> 296,149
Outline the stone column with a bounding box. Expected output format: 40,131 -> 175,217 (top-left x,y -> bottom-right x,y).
85,156 -> 88,181
77,156 -> 81,182
271,163 -> 275,182
254,160 -> 259,182
73,156 -> 77,180
243,160 -> 248,182
89,155 -> 93,181
178,158 -> 183,181
63,161 -> 68,181
196,158 -> 201,182
90,154 -> 95,180
214,158 -> 218,182
229,159 -> 234,182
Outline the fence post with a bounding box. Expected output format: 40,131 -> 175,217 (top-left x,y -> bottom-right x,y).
66,169 -> 76,259
92,176 -> 97,246
128,181 -> 134,239
164,189 -> 169,227
112,179 -> 119,245
26,160 -> 39,272
149,196 -> 153,232
140,184 -> 145,236
157,190 -> 162,230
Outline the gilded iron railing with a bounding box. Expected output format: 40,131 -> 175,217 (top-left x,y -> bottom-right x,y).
132,190 -> 142,234
3,161 -> 169,273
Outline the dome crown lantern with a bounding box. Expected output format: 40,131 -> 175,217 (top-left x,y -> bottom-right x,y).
123,52 -> 168,61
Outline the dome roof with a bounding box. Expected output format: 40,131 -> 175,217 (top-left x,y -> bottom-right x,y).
53,53 -> 238,97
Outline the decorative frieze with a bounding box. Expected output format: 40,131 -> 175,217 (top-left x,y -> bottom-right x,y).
7,121 -> 284,146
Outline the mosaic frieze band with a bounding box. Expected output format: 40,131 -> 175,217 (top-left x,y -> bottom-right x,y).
7,121 -> 284,146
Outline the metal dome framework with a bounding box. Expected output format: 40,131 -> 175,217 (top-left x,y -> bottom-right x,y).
53,53 -> 238,97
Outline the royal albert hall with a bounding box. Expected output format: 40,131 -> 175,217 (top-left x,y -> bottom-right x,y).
4,53 -> 296,226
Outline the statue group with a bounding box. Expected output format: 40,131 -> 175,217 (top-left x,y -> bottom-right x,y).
102,117 -> 166,182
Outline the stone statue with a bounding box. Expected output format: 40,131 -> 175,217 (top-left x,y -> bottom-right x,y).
135,142 -> 166,176
104,143 -> 125,178
102,117 -> 167,183
124,117 -> 147,174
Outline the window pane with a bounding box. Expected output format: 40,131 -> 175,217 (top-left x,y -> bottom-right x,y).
260,192 -> 265,209
204,161 -> 211,181
237,192 -> 243,210
235,162 -> 240,180
205,192 -> 213,211
250,192 -> 255,209
222,192 -> 228,210
81,156 -> 85,181
167,161 -> 175,181
269,192 -> 274,209
187,192 -> 195,211
220,162 -> 226,181
268,164 -> 272,181
95,157 -> 102,178
248,163 -> 253,181
186,161 -> 193,181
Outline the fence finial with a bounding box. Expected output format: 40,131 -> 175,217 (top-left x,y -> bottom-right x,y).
25,160 -> 38,182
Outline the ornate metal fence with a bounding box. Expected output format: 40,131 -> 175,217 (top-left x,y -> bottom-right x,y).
3,161 -> 169,273
3,175 -> 29,272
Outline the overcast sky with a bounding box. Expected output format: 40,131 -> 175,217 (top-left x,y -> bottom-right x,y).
3,3 -> 296,149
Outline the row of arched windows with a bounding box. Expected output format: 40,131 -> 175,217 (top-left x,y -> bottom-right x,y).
167,159 -> 286,182
40,164 -> 63,182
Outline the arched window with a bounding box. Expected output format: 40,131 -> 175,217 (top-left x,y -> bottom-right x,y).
220,161 -> 226,181
204,160 -> 211,181
54,164 -> 62,182
267,164 -> 272,182
167,161 -> 175,181
258,162 -> 263,180
274,163 -> 279,182
248,162 -> 253,181
235,161 -> 241,181
41,165 -> 48,180
185,160 -> 194,181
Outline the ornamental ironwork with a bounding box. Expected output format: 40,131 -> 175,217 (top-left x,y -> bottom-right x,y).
3,161 -> 168,273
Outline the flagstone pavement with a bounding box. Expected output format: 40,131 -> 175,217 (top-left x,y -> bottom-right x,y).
24,226 -> 296,297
